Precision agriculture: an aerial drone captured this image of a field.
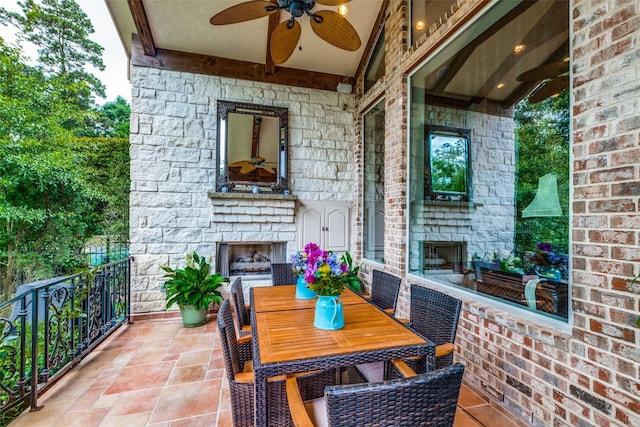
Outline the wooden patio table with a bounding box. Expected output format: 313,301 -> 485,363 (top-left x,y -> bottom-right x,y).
250,287 -> 435,427
252,284 -> 367,313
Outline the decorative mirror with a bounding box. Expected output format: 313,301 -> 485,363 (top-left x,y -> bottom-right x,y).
424,125 -> 471,202
217,101 -> 289,193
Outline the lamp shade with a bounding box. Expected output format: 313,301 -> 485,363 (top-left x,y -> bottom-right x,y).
522,173 -> 562,218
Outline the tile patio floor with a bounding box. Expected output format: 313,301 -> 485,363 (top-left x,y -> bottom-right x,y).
9,316 -> 523,427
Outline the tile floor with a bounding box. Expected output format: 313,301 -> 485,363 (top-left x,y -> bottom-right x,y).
9,316 -> 522,427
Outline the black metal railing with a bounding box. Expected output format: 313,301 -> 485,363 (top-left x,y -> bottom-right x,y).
0,258 -> 132,426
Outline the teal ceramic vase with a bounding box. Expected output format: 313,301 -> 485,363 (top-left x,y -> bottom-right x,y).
313,295 -> 344,330
295,276 -> 316,299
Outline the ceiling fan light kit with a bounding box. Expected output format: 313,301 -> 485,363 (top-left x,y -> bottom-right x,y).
210,0 -> 361,64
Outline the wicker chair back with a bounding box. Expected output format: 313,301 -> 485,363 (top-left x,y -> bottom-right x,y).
370,270 -> 402,312
230,277 -> 251,336
271,262 -> 296,286
409,285 -> 462,369
326,363 -> 465,426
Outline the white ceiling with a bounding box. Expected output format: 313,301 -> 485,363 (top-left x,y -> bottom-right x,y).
106,0 -> 383,77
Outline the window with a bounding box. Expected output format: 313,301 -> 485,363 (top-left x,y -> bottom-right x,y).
409,0 -> 457,46
364,29 -> 384,93
363,99 -> 385,263
407,1 -> 570,322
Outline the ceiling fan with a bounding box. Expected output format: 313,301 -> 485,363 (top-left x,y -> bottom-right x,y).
210,0 -> 361,64
229,156 -> 276,175
517,60 -> 570,104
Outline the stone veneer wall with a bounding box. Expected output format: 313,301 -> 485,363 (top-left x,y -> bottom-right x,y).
407,103 -> 517,273
356,0 -> 640,425
129,67 -> 356,313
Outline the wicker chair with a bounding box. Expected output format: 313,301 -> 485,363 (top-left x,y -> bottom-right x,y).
368,270 -> 402,315
230,277 -> 251,337
218,300 -> 336,427
287,362 -> 465,427
408,284 -> 462,370
271,262 -> 296,286
349,271 -> 402,382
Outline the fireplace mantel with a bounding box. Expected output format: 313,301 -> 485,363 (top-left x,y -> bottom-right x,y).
208,191 -> 298,202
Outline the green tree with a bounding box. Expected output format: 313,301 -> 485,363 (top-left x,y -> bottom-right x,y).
515,89 -> 570,253
1,0 -> 106,106
0,40 -> 129,301
91,96 -> 131,138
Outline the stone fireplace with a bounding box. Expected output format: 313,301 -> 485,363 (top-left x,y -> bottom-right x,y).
217,242 -> 288,278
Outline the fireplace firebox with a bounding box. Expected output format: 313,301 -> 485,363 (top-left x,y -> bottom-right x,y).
217,242 -> 287,278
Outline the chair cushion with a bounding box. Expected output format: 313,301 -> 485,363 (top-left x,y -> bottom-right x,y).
354,361 -> 384,382
304,398 -> 327,427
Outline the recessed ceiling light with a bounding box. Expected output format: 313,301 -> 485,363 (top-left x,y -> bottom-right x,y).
496,82 -> 505,89
338,5 -> 349,17
415,20 -> 426,31
563,56 -> 570,62
513,43 -> 526,54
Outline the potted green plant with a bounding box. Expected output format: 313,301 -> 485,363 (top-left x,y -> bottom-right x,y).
160,251 -> 229,328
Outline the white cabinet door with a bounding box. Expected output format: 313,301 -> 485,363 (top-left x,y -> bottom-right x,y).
297,202 -> 350,252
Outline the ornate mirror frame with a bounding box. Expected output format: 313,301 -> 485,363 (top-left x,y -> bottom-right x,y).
216,100 -> 289,193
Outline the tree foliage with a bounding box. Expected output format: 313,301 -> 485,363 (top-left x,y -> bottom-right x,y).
515,89 -> 570,253
1,0 -> 106,105
0,3 -> 130,302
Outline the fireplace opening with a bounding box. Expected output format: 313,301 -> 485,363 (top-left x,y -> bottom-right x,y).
217,242 -> 287,279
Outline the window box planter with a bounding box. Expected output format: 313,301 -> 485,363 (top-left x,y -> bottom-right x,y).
477,267 -> 568,318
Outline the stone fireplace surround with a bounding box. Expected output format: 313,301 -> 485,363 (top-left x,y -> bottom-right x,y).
209,191 -> 298,299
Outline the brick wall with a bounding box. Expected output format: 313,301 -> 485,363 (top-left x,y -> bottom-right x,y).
358,0 -> 640,425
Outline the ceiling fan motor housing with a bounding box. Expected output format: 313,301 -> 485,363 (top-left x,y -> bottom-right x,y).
279,0 -> 315,17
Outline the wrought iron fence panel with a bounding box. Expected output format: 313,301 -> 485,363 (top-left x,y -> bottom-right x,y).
0,258 -> 131,426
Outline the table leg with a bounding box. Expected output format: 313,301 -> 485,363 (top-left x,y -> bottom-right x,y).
254,368 -> 267,427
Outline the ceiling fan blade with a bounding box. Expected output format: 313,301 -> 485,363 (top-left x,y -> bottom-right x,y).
270,20 -> 301,64
310,10 -> 361,51
239,164 -> 258,174
210,1 -> 276,25
229,160 -> 249,167
315,0 -> 352,5
261,166 -> 276,174
528,76 -> 569,104
517,61 -> 570,82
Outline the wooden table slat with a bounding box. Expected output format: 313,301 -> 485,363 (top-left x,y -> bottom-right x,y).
255,303 -> 426,363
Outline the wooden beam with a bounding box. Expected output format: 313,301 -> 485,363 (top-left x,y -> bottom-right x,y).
265,8 -> 279,75
127,0 -> 156,56
501,43 -> 570,108
130,35 -> 354,92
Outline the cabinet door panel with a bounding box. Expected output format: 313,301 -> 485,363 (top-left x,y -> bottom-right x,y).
325,207 -> 349,252
300,208 -> 322,248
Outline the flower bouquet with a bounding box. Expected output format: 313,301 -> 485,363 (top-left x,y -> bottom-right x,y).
290,243 -> 361,330
290,242 -> 360,296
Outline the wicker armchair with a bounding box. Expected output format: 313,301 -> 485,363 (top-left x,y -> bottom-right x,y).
408,284 -> 462,369
230,277 -> 251,337
287,362 -> 465,427
271,262 -> 296,286
218,300 -> 336,427
368,270 -> 402,315
351,271 -> 402,382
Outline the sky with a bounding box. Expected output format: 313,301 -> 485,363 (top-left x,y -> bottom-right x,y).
0,0 -> 131,103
